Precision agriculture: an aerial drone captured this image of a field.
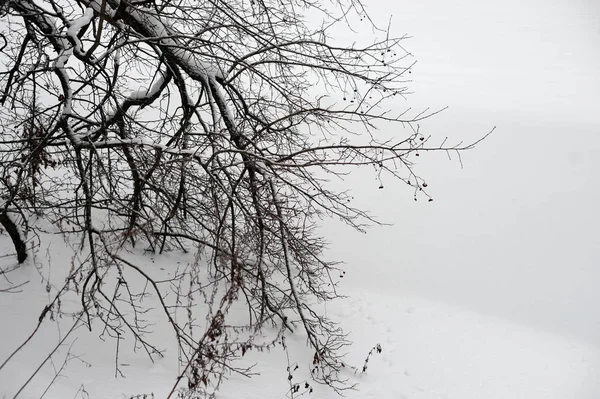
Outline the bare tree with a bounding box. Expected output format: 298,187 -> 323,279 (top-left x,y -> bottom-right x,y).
0,0 -> 489,397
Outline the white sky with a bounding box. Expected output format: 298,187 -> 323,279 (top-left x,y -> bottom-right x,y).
325,0 -> 600,347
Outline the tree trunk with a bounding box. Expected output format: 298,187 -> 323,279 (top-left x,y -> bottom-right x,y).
0,211 -> 27,263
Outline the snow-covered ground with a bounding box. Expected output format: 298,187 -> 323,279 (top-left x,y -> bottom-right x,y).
2,0 -> 599,398
220,290 -> 600,399
323,0 -> 600,348
2,262 -> 599,398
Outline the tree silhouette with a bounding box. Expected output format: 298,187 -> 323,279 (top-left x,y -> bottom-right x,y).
0,0 -> 488,396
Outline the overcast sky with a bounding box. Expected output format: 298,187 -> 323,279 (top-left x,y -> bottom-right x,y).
324,0 -> 600,347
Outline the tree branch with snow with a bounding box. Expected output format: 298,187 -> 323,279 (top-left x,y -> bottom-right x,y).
0,0 -> 488,396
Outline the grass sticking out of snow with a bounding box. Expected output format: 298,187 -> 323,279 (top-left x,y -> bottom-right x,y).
1,240 -> 599,399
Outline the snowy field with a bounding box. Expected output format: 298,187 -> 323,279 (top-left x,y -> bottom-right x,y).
2,0 -> 600,398
2,261 -> 600,398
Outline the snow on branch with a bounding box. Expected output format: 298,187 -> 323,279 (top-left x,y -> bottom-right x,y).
0,0 -> 490,397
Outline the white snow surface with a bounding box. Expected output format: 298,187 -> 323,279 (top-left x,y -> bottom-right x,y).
1,0 -> 599,398
1,250 -> 599,398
